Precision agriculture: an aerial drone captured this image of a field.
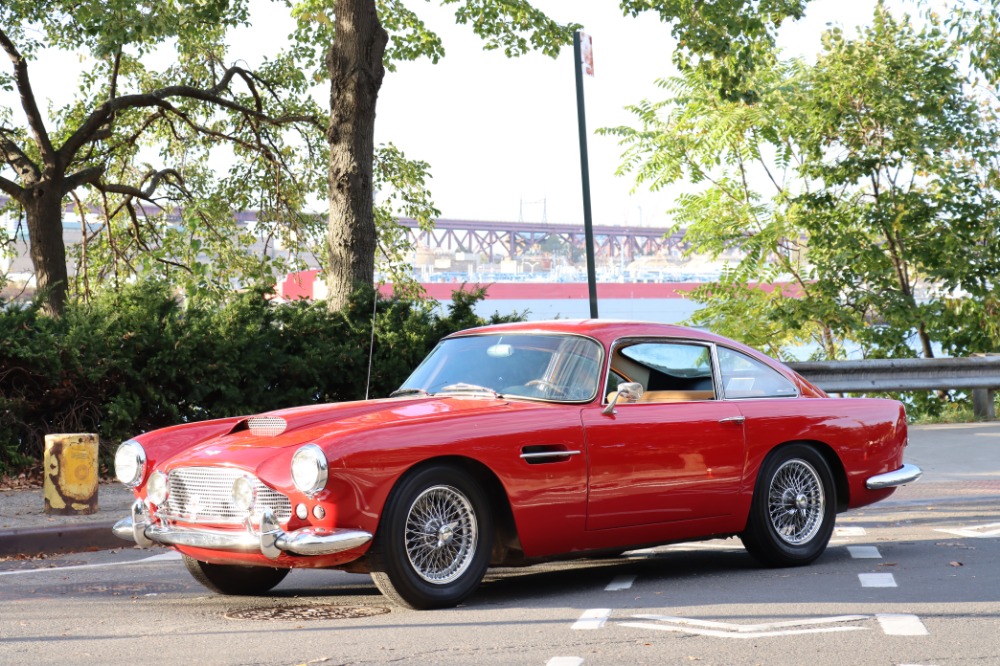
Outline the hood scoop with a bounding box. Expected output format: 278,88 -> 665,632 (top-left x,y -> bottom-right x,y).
230,416 -> 287,437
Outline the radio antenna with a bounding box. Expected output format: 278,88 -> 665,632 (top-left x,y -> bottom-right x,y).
364,288 -> 378,400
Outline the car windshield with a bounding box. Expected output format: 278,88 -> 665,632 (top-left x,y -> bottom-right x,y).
397,334 -> 603,402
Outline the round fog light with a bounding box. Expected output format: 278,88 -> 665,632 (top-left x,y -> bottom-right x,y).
147,471 -> 168,505
313,505 -> 326,520
295,503 -> 308,520
232,476 -> 256,512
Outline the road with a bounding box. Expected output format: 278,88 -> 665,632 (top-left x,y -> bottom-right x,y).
1,423 -> 997,666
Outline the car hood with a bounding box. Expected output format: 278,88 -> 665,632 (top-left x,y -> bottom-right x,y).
159,395 -> 564,474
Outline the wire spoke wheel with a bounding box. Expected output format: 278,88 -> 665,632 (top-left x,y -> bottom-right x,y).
767,459 -> 825,545
741,444 -> 836,567
404,485 -> 478,584
370,465 -> 493,609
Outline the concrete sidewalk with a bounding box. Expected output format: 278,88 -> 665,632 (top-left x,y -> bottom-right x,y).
0,422 -> 997,558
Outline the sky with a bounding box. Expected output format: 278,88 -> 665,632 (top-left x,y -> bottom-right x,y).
236,0 -> 890,228
4,0 -> 901,230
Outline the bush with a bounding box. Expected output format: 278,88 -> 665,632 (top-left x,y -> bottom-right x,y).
0,283 -> 521,474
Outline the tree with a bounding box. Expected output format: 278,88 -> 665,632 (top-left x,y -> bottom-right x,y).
0,0 -> 327,316
606,4 -> 1000,360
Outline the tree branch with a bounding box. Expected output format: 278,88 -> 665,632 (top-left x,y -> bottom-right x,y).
59,65 -> 324,163
0,27 -> 56,167
0,173 -> 24,199
0,130 -> 41,184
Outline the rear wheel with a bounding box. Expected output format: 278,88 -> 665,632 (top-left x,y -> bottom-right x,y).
369,465 -> 493,609
183,555 -> 289,595
740,444 -> 836,567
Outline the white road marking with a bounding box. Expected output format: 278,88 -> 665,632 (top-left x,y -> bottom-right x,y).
572,608 -> 611,630
848,546 -> 882,559
859,573 -> 897,588
605,575 -> 636,591
620,614 -> 869,638
835,526 -> 867,537
0,551 -> 182,577
876,614 -> 929,636
935,522 -> 1000,538
546,658 -> 584,666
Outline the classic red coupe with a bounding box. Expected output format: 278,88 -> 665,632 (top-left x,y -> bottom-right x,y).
113,320 -> 920,608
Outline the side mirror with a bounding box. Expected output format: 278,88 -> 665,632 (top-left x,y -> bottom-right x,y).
602,382 -> 644,415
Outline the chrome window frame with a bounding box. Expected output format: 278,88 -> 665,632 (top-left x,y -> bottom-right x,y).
602,336 -> 801,404
409,331 -> 606,405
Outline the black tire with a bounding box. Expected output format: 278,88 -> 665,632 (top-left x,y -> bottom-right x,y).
740,444 -> 837,567
183,555 -> 290,595
369,465 -> 494,610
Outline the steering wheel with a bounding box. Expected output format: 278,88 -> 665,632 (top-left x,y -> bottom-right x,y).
525,379 -> 568,397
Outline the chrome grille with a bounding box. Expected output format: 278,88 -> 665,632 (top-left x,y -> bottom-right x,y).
161,467 -> 292,525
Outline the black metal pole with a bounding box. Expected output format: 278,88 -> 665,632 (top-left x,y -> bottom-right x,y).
573,31 -> 599,319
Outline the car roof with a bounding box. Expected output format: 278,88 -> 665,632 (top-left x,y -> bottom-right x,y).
450,319 -> 732,347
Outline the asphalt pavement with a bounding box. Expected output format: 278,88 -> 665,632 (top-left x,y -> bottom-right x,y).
0,422 -> 996,558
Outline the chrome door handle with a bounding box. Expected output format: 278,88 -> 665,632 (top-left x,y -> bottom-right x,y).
520,450 -> 581,460
719,416 -> 745,424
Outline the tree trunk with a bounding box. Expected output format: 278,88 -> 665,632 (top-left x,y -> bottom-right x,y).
23,185 -> 69,317
324,0 -> 388,311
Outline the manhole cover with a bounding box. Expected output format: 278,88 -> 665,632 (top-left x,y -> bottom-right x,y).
225,605 -> 391,621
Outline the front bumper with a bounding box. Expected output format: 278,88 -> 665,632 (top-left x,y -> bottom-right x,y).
113,500 -> 372,559
866,463 -> 923,490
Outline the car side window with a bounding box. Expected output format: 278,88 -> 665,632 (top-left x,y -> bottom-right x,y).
718,347 -> 797,398
613,341 -> 716,402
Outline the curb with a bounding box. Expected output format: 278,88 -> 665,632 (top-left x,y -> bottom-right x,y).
0,522 -> 121,557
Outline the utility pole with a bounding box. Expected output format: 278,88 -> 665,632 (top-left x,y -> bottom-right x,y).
573,31 -> 599,319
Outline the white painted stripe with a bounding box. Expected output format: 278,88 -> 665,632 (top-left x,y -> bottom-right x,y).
605,575 -> 636,591
848,546 -> 882,559
935,522 -> 1000,538
877,614 -> 928,636
835,526 -> 867,537
859,573 -> 897,588
627,614 -> 869,632
619,621 -> 867,639
546,658 -> 583,666
0,551 -> 182,576
572,608 -> 611,630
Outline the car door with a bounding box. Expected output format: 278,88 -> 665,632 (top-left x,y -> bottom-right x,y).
582,339 -> 746,531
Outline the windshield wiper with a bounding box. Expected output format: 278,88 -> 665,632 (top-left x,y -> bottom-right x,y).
389,388 -> 429,398
436,383 -> 501,398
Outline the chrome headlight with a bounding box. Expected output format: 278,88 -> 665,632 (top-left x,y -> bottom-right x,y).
290,444 -> 328,496
232,476 -> 256,512
114,440 -> 146,487
146,471 -> 169,505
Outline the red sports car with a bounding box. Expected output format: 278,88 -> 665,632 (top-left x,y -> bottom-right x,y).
113,320 -> 921,609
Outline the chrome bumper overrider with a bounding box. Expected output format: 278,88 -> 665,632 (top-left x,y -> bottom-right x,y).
112,500 -> 372,559
866,463 -> 923,490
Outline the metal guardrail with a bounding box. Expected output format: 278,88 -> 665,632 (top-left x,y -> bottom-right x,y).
787,356 -> 1000,419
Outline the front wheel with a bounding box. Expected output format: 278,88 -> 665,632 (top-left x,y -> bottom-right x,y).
740,444 -> 836,567
183,555 -> 289,595
369,465 -> 493,609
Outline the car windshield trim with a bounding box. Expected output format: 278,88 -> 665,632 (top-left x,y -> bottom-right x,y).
395,332 -> 604,404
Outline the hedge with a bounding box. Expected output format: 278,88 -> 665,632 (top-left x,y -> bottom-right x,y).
0,282 -> 521,474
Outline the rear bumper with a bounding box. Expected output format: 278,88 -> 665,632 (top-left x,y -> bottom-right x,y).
866,463 -> 923,490
112,500 -> 371,559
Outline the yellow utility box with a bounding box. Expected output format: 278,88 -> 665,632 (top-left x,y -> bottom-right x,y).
43,433 -> 99,515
